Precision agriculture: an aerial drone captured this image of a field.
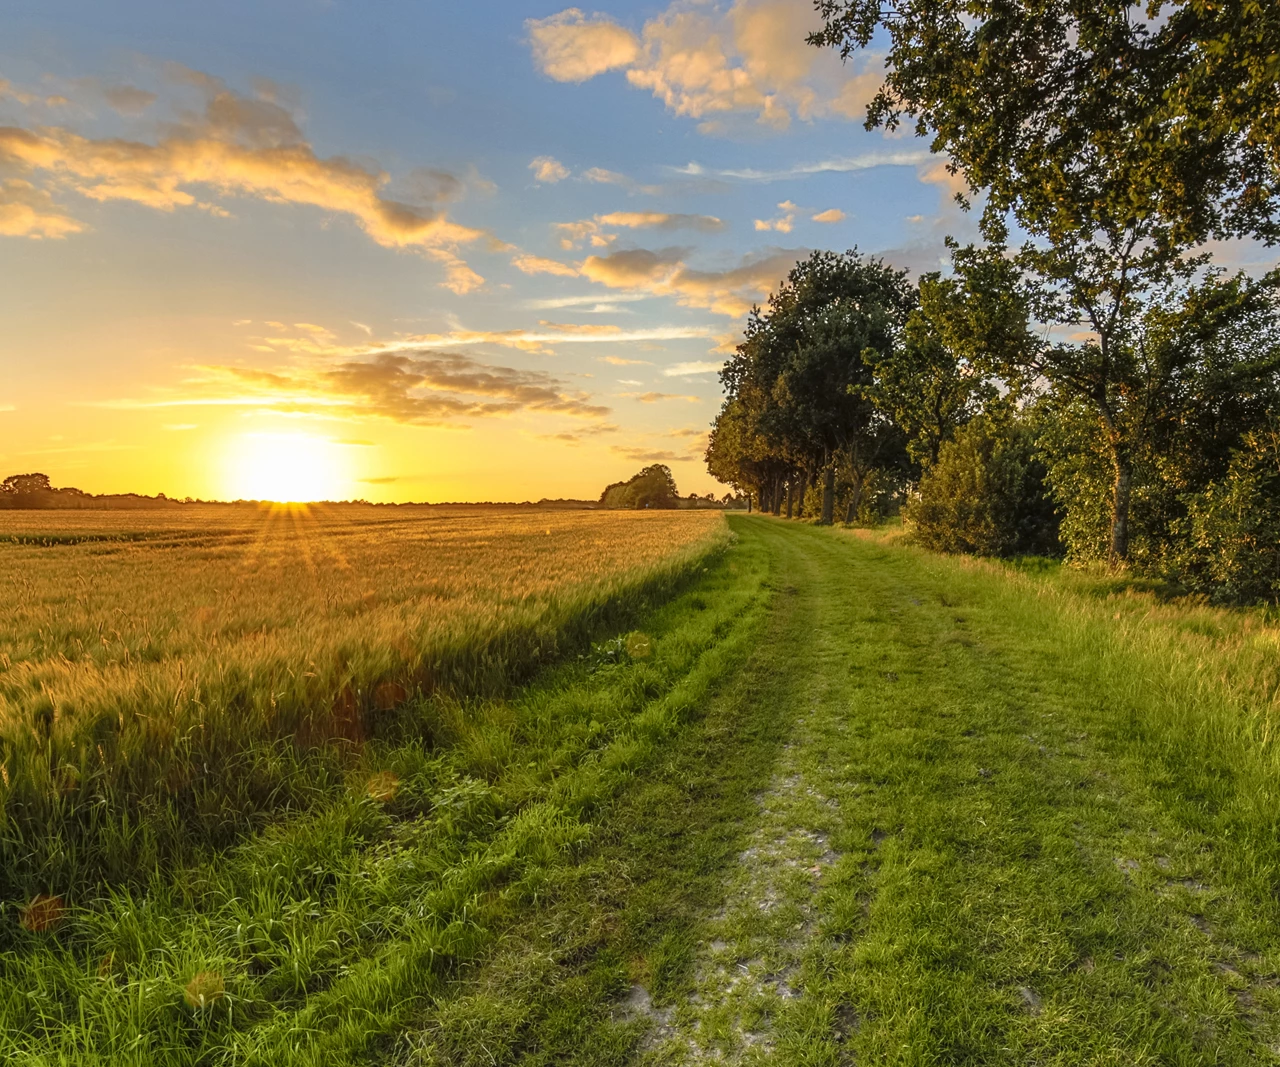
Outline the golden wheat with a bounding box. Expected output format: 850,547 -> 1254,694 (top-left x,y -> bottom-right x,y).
0,504 -> 726,888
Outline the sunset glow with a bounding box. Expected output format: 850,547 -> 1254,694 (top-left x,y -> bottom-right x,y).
225,434 -> 353,503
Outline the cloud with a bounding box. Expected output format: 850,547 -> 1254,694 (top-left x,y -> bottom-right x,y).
556,210 -> 725,250
359,475 -> 401,484
754,200 -> 796,232
581,245 -> 804,316
0,69 -> 486,289
530,0 -> 882,132
102,85 -> 158,116
598,356 -> 652,366
527,9 -> 641,82
611,445 -> 687,462
811,207 -> 845,223
663,360 -> 723,376
620,391 -> 702,403
529,155 -> 570,183
0,178 -> 85,238
105,350 -> 611,424
0,77 -> 67,109
671,149 -> 932,182
511,251 -> 580,277
580,246 -> 689,287
232,319 -> 718,358
537,421 -> 620,444
523,293 -> 651,310
597,211 -> 725,232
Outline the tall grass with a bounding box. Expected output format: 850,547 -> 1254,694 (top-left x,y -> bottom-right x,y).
849,525 -> 1280,898
0,505 -> 728,897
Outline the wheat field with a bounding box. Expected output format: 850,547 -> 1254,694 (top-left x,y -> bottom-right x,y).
0,505 -> 727,894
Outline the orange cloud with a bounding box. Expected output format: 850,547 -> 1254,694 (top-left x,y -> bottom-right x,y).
527,9 -> 641,82
0,71 -> 487,288
811,207 -> 845,223
754,200 -> 796,232
0,178 -> 85,238
529,155 -> 570,183
581,245 -> 804,316
511,251 -> 580,277
530,0 -> 882,132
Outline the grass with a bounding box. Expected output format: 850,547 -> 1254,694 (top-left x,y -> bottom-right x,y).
0,512 -> 771,1065
6,514 -> 1280,1063
0,505 -> 727,896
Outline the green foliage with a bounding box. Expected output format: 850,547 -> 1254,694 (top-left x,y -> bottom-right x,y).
1173,423 -> 1280,604
810,0 -> 1280,248
811,0 -> 1280,562
709,249 -> 917,519
599,464 -> 681,509
906,413 -> 1058,557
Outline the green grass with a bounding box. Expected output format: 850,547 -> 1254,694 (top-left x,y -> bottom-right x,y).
7,516 -> 1280,1064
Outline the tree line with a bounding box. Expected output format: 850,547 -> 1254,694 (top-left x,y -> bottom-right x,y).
707,0 -> 1280,603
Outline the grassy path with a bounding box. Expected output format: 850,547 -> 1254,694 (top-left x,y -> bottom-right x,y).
428,515 -> 1280,1065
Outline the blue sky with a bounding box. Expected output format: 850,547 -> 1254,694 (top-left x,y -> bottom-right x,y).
0,0 -> 967,501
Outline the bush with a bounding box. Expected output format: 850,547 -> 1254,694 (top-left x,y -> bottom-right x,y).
906,414 -> 1059,557
1171,424 -> 1280,603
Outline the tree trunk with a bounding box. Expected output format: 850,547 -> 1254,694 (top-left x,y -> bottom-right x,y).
746,492 -> 752,513
785,480 -> 794,519
847,474 -> 864,525
796,470 -> 809,519
1110,453 -> 1132,564
771,477 -> 783,516
820,464 -> 835,525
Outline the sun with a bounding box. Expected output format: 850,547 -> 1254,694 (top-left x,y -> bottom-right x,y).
225,433 -> 354,503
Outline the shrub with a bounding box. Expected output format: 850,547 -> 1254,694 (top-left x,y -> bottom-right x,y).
906,414 -> 1059,557
1172,423 -> 1280,603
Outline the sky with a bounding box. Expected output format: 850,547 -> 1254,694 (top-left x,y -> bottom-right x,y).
0,0 -> 972,503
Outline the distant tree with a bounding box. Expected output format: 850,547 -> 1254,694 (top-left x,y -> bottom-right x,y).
0,473 -> 56,509
600,464 -> 680,509
2,473 -> 52,495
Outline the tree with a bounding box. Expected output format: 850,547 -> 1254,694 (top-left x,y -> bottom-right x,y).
0,473 -> 55,509
713,250 -> 915,524
599,464 -> 680,509
906,412 -> 1059,557
866,276 -> 995,471
811,0 -> 1280,561
935,253 -> 1280,563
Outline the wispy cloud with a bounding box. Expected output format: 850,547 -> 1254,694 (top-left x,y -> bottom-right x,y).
610,445 -> 687,462
671,150 -> 933,182
98,351 -> 611,424
619,391 -> 702,403
555,210 -> 725,250
663,360 -> 723,376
